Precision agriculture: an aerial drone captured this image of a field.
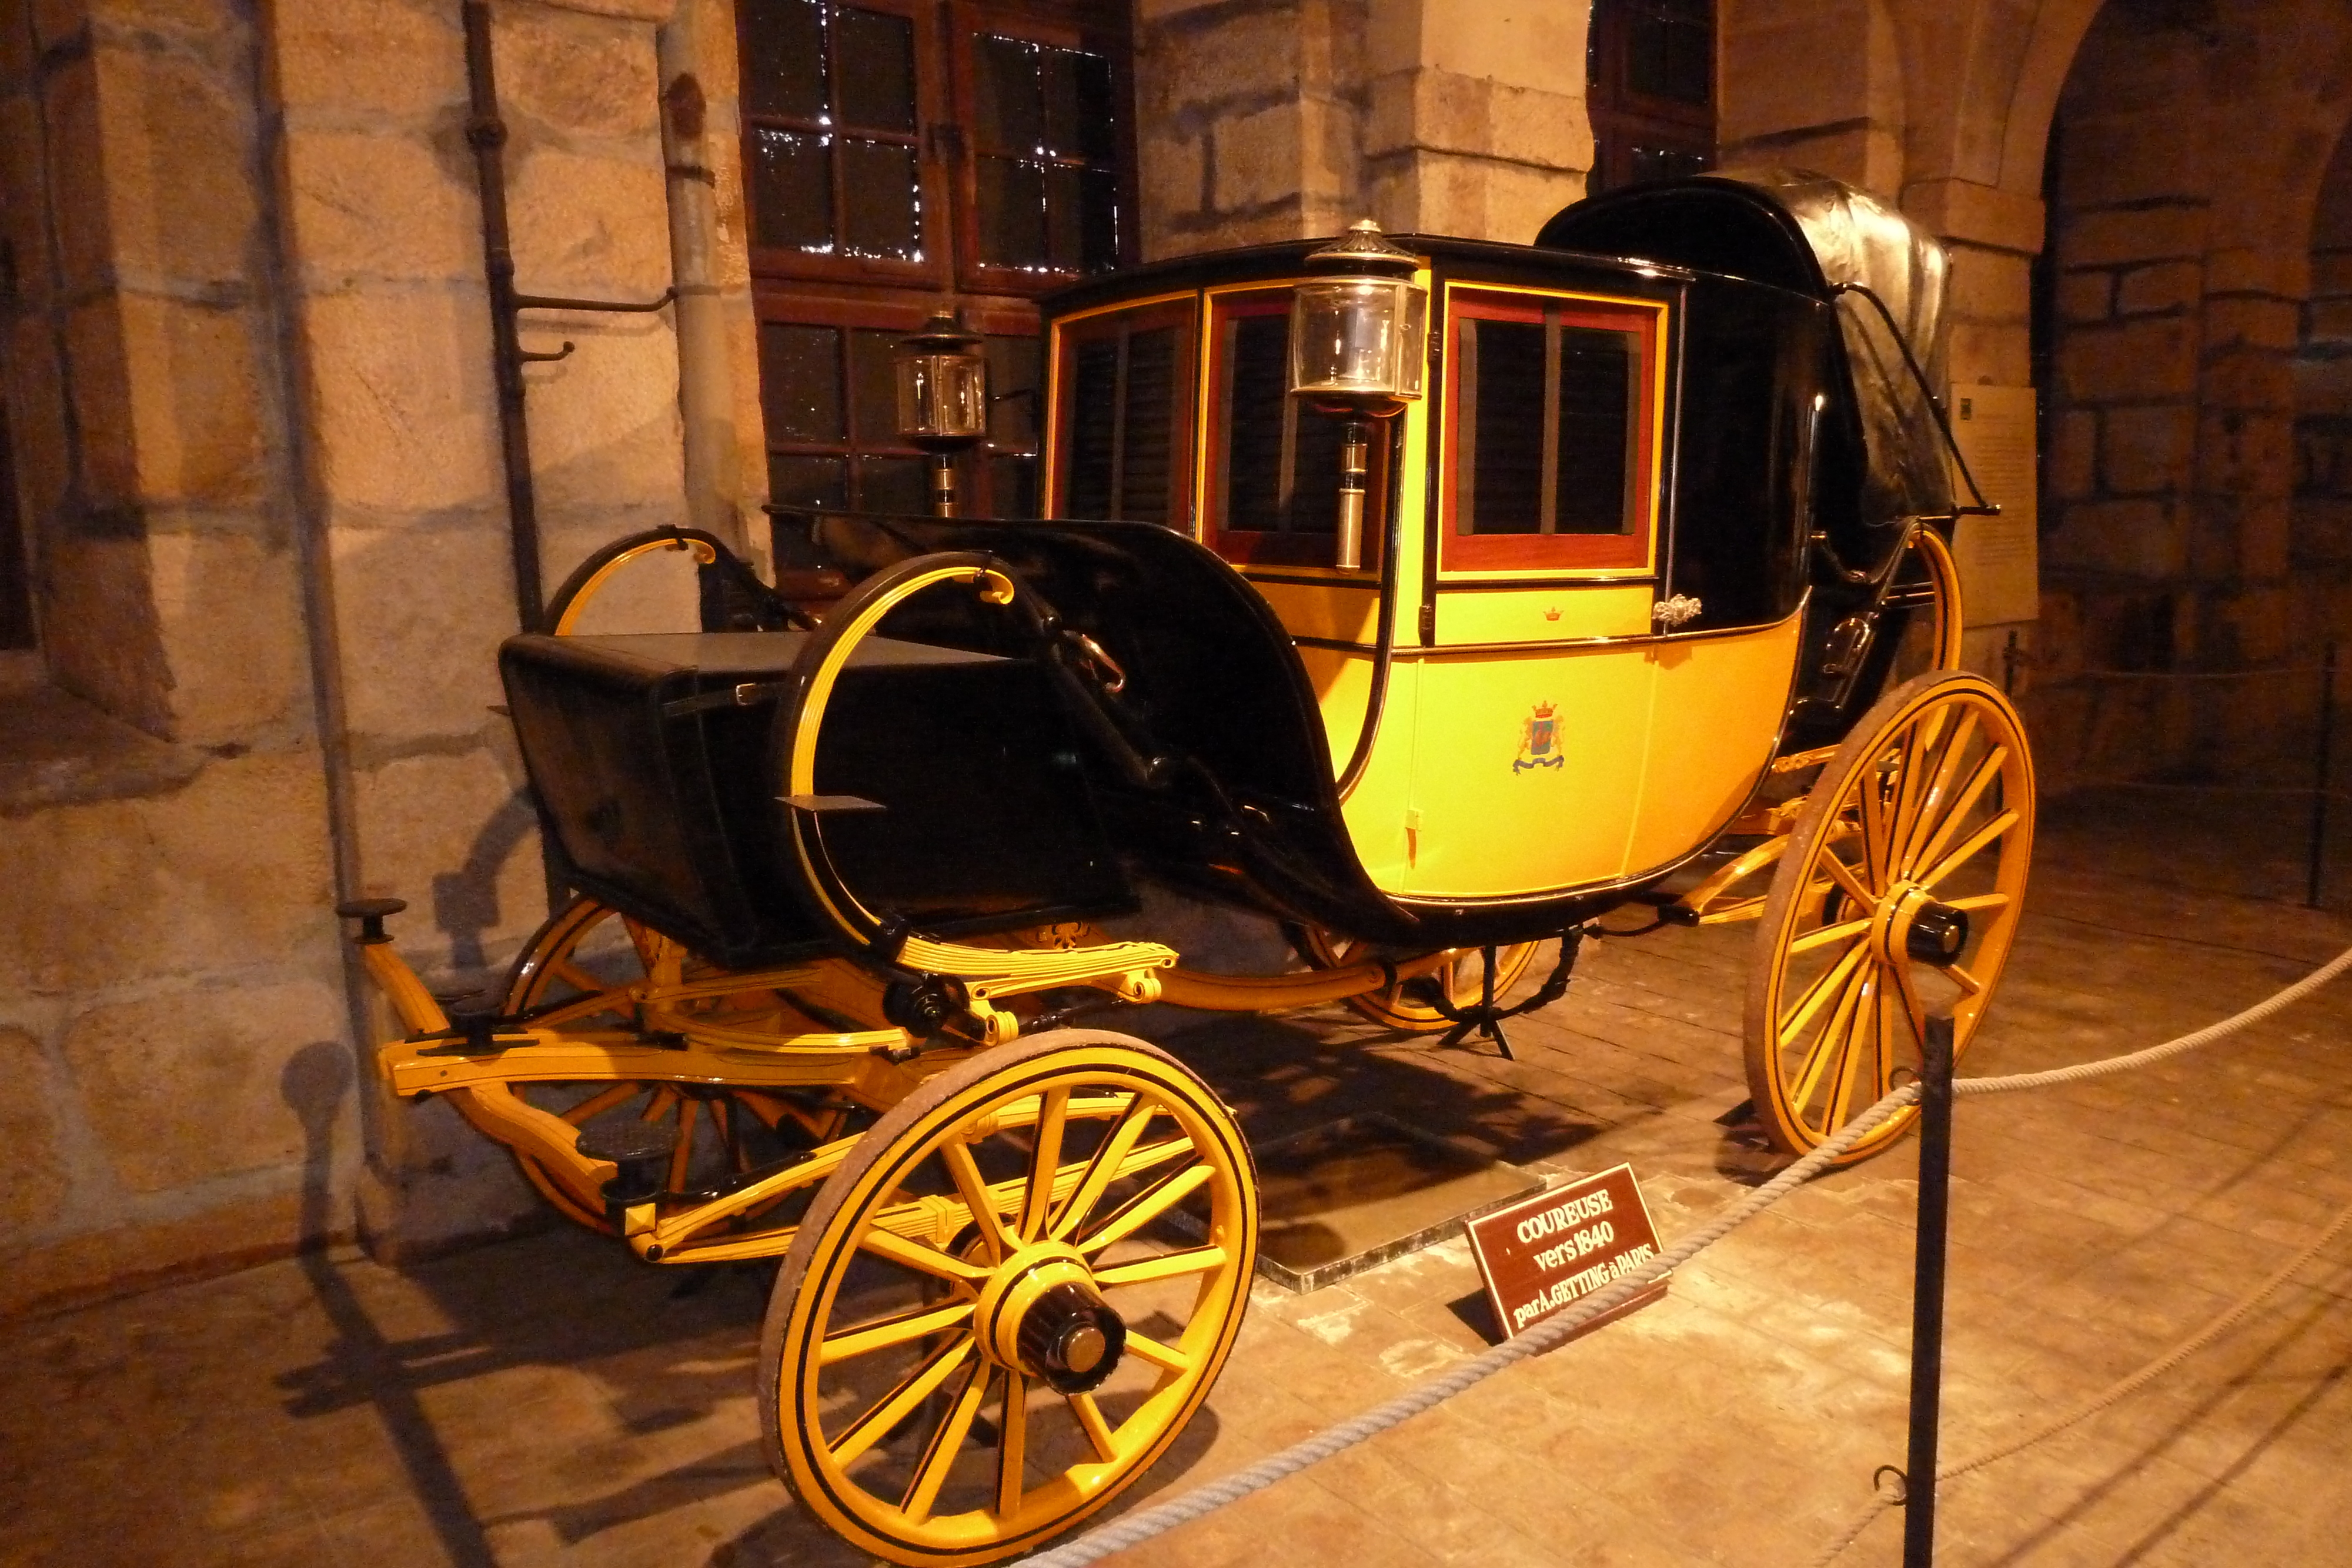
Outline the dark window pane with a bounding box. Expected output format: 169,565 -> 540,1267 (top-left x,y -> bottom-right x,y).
1462,319 -> 1546,533
978,156 -> 1047,268
1077,168 -> 1120,273
985,335 -> 1040,450
1223,315 -> 1288,530
974,35 -> 1043,153
750,129 -> 833,252
761,323 -> 844,440
1065,339 -> 1118,517
839,139 -> 921,259
1628,0 -> 1711,104
848,327 -> 904,442
1556,327 -> 1635,533
772,453 -> 849,509
1069,51 -> 1116,161
1290,407 -> 1344,534
834,8 -> 915,131
1118,326 -> 1177,524
1044,163 -> 1084,272
989,454 -> 1038,519
740,0 -> 826,121
856,456 -> 928,514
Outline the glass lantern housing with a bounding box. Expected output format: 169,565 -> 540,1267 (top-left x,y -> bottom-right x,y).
894,313 -> 990,450
1288,278 -> 1427,409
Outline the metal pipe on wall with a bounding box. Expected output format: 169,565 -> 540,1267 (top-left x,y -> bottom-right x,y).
656,0 -> 750,558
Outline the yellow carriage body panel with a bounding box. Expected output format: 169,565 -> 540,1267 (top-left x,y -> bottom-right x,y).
1625,611 -> 1803,870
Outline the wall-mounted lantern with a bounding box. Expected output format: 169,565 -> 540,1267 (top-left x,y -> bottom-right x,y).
894,310 -> 990,517
1288,219 -> 1427,569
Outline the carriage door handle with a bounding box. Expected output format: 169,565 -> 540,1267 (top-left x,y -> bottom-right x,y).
1652,594 -> 1702,630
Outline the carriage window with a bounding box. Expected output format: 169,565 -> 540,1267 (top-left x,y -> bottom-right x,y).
1202,290 -> 1381,567
1050,298 -> 1195,526
1442,289 -> 1658,573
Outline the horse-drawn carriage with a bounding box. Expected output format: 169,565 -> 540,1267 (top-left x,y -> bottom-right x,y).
343,170 -> 2032,1564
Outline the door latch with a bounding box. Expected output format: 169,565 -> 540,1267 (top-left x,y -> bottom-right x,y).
1652,594 -> 1703,630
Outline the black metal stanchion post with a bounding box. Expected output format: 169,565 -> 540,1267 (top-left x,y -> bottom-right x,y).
1903,1013 -> 1957,1568
2308,640 -> 2336,910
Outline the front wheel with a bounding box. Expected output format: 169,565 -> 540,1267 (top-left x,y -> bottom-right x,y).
1745,671 -> 2034,1163
758,1030 -> 1258,1566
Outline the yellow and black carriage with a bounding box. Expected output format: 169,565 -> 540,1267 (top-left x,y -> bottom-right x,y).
343,171 -> 2032,1564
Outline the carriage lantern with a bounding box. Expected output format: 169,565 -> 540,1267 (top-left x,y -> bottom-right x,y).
1289,219 -> 1427,570
894,310 -> 990,517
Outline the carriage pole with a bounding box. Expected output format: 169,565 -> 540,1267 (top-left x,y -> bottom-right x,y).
1902,1012 -> 1957,1567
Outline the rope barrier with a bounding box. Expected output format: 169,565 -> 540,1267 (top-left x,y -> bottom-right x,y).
1026,941 -> 2352,1567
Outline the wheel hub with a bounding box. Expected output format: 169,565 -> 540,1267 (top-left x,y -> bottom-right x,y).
974,1242 -> 1127,1394
1871,882 -> 1969,969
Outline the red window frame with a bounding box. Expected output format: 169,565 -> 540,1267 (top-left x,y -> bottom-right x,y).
1046,295 -> 1198,526
1200,287 -> 1388,570
1439,289 -> 1660,574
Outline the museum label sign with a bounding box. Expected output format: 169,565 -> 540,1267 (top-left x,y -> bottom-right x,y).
1465,1163 -> 1665,1342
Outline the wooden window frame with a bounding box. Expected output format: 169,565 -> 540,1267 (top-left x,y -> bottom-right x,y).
1200,286 -> 1388,570
1439,287 -> 1662,575
1045,293 -> 1197,526
1586,0 -> 1716,196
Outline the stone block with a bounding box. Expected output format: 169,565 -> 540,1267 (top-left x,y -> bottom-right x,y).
2197,409 -> 2293,501
536,514 -> 698,633
0,93 -> 56,312
2060,204 -> 2208,269
0,1027 -> 71,1238
5,317 -> 75,525
2200,296 -> 2299,352
1716,1 -> 1879,141
89,39 -> 258,288
2199,348 -> 2295,414
2313,249 -> 2352,296
517,317 -> 683,509
1138,132 -> 1209,256
2056,116 -> 2204,210
115,292 -> 269,506
1150,7 -> 1300,110
505,145 -> 672,300
2101,404 -> 2193,494
283,128 -> 479,284
537,0 -> 674,23
1943,248 -> 2033,326
2233,493 -> 2290,581
2041,497 -> 2177,577
1944,321 -> 2030,390
495,1 -> 661,140
62,977 -> 343,1193
1719,122 -> 1902,200
2059,316 -> 2198,401
328,516 -> 513,744
2203,245 -> 2305,300
1,1186 -> 332,1319
32,0 -> 87,54
268,0 -> 467,121
2292,496 -> 2352,567
352,743 -> 548,978
41,54 -> 111,300
1213,99 -> 1302,214
2307,298 -> 2352,346
2050,408 -> 2097,500
0,751 -> 336,996
39,531 -> 173,735
301,285 -> 500,514
147,529 -> 306,746
2058,269 -> 2114,325
1365,68 -> 1587,174
64,296 -> 139,505
1903,180 -> 2044,257
2114,261 -> 2200,316
1375,149 -> 1580,249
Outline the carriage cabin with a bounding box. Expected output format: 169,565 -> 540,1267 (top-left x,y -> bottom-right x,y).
1019,172 -> 1950,910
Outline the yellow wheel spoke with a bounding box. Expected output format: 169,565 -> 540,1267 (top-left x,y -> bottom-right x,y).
830,1336 -> 975,1467
1908,743 -> 2010,882
560,1082 -> 638,1125
1122,1330 -> 1193,1376
1945,961 -> 1984,996
1789,960 -> 1868,1124
667,1101 -> 697,1191
1078,1163 -> 1214,1254
858,1226 -> 994,1284
1920,808 -> 2019,890
1790,917 -> 1870,956
903,1365 -> 991,1525
640,1085 -> 678,1124
1778,940 -> 1870,1048
1897,710 -> 1980,871
1092,1244 -> 1228,1288
1019,1089 -> 1070,1239
941,1137 -> 1015,1265
1821,849 -> 1877,909
819,1299 -> 978,1366
1050,1092 -> 1157,1242
1068,1392 -> 1118,1464
550,957 -> 605,994
995,1369 -> 1028,1519
1886,710 -> 1946,871
1945,892 -> 2011,912
1827,972 -> 1882,1132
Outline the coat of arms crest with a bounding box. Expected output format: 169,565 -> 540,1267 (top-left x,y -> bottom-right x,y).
1514,700 -> 1564,772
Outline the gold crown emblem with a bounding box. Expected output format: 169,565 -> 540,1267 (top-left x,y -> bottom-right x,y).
1532,701 -> 1556,718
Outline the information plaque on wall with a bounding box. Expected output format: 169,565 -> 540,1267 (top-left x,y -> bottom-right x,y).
1949,385 -> 2041,627
1464,1163 -> 1665,1344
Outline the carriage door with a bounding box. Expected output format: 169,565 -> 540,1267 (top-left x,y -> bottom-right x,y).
1403,285 -> 1666,900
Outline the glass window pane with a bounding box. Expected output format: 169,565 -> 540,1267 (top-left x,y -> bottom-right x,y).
848,327 -> 904,442
1462,319 -> 1546,534
985,335 -> 1040,450
857,456 -> 928,514
1071,50 -> 1117,161
835,8 -> 916,132
772,453 -> 849,510
1077,168 -> 1120,273
1118,326 -> 1178,524
974,35 -> 1044,153
1044,163 -> 1084,273
1555,326 -> 1636,534
750,129 -> 834,252
978,157 -> 1047,268
1629,1 -> 1710,104
740,0 -> 827,121
1222,315 -> 1288,530
761,324 -> 844,440
839,139 -> 921,259
1064,339 -> 1118,517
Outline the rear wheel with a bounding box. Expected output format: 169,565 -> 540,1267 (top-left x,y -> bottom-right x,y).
1295,930 -> 1542,1034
